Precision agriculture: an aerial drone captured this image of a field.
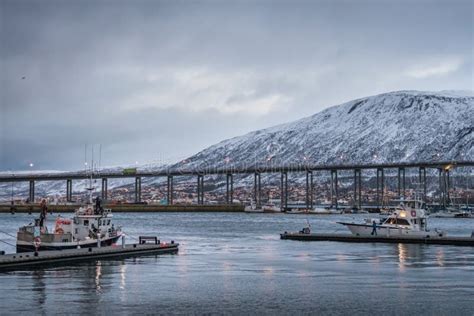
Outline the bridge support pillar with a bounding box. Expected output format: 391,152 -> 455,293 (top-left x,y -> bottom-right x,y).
446,169 -> 450,204
197,175 -> 204,205
353,169 -> 361,209
398,167 -> 406,199
419,167 -> 427,202
66,179 -> 73,202
28,180 -> 35,204
306,171 -> 313,210
439,168 -> 449,207
167,176 -> 173,205
280,172 -> 288,211
254,173 -> 261,209
376,168 -> 384,208
101,178 -> 108,201
134,177 -> 141,203
226,173 -> 233,204
438,169 -> 442,206
331,170 -> 338,209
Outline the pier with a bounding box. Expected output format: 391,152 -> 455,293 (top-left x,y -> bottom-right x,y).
280,232 -> 474,247
0,242 -> 179,272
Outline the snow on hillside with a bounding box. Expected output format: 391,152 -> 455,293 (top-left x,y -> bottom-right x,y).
1,90 -> 472,200
170,90 -> 473,171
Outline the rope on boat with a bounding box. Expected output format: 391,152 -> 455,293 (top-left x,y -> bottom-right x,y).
0,230 -> 16,238
0,239 -> 16,247
0,238 -> 33,252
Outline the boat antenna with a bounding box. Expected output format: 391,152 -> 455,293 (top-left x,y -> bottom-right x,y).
99,144 -> 102,174
84,144 -> 88,173
84,144 -> 95,204
91,145 -> 95,204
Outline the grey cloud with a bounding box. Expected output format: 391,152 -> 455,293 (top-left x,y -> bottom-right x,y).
1,0 -> 472,170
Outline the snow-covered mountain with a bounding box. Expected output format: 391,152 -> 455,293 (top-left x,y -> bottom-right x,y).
171,90 -> 473,171
1,90 -> 472,200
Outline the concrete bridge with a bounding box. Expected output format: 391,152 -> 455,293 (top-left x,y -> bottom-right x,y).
1,160 -> 473,210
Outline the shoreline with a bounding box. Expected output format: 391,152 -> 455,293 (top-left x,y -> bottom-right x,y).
0,204 -> 245,213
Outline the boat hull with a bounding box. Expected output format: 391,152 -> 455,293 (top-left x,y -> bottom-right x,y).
338,223 -> 444,238
263,207 -> 281,213
16,235 -> 122,253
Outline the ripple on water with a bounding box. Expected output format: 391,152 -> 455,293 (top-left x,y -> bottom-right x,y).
1,212 -> 474,314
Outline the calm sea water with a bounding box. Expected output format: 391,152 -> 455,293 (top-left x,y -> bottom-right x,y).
0,212 -> 473,315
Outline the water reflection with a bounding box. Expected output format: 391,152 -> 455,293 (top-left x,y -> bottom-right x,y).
119,262 -> 127,290
398,243 -> 407,272
95,261 -> 102,292
32,270 -> 46,307
397,243 -> 431,270
436,248 -> 445,267
1,213 -> 474,315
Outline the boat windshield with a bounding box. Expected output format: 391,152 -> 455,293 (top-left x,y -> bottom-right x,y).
384,218 -> 410,226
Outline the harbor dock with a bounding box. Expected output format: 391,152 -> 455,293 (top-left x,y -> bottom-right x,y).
280,232 -> 474,246
0,242 -> 179,272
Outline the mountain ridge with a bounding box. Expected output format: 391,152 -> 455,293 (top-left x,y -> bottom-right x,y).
0,90 -> 472,200
170,90 -> 473,172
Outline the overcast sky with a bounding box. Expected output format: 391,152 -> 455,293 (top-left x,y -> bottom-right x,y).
1,0 -> 472,171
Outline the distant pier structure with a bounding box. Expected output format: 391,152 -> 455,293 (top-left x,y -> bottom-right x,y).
1,161 -> 473,210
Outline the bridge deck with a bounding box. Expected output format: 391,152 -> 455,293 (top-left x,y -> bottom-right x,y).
0,160 -> 472,182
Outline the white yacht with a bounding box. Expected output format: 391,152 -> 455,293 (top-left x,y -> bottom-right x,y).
338,200 -> 445,238
244,201 -> 263,213
308,208 -> 341,215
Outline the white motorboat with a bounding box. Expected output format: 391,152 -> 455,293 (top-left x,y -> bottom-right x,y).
262,202 -> 281,213
338,200 -> 445,238
244,202 -> 263,213
308,208 -> 339,215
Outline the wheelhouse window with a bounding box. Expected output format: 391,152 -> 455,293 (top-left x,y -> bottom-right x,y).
396,218 -> 410,226
84,220 -> 89,226
385,218 -> 410,225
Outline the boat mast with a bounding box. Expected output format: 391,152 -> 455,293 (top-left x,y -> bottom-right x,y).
85,144 -> 95,204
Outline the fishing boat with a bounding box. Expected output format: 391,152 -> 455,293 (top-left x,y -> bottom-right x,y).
337,200 -> 445,238
16,173 -> 122,253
